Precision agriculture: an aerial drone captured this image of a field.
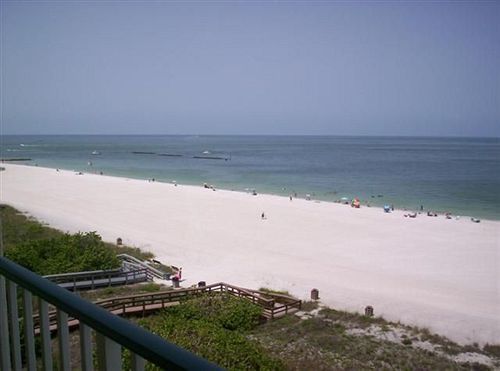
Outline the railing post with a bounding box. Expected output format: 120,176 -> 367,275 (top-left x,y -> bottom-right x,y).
57,309 -> 71,370
39,298 -> 53,370
0,276 -> 12,370
7,281 -> 22,371
96,333 -> 122,371
131,353 -> 146,371
22,290 -> 36,371
1,257 -> 221,370
80,323 -> 93,371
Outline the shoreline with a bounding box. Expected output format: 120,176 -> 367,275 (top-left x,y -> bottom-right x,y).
6,162 -> 499,222
1,163 -> 499,345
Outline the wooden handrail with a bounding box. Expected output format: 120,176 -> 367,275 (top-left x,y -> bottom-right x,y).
1,256 -> 220,370
33,282 -> 301,331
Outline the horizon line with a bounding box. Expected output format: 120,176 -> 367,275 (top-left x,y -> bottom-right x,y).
1,133 -> 499,139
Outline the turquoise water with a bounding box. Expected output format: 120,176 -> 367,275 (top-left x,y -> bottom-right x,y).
2,135 -> 499,220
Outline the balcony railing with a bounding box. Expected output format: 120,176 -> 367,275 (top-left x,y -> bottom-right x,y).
0,256 -> 221,370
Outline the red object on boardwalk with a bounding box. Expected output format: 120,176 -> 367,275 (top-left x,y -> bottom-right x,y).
174,267 -> 182,280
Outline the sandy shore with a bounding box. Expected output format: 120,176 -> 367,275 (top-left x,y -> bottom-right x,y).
1,163 -> 499,345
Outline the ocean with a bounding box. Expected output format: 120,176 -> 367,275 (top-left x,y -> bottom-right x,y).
1,135 -> 499,220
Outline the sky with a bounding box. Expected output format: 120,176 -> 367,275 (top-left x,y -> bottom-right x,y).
1,1 -> 499,136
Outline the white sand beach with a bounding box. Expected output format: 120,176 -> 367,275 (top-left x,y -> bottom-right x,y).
1,163 -> 499,345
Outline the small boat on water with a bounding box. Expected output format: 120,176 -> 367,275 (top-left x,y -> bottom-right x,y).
91,150 -> 101,155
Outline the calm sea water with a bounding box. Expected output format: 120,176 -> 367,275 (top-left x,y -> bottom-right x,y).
2,135 -> 499,220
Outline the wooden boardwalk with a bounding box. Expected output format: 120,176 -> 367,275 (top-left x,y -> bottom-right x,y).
43,254 -> 173,292
44,268 -> 152,291
33,282 -> 302,334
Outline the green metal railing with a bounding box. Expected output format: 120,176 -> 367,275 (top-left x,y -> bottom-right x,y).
0,256 -> 222,370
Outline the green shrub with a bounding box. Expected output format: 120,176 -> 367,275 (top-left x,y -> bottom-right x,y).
5,232 -> 120,275
134,294 -> 284,370
0,205 -> 62,248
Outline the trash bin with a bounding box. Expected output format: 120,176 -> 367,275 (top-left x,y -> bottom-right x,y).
365,305 -> 374,317
198,281 -> 206,288
311,288 -> 319,300
172,277 -> 180,288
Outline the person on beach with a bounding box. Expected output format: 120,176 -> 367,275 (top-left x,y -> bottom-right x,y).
173,267 -> 182,280
261,212 -> 265,220
290,195 -> 292,201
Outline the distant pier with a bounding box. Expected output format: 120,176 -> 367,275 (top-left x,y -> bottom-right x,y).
158,153 -> 183,157
132,151 -> 229,161
192,156 -> 228,160
1,158 -> 32,162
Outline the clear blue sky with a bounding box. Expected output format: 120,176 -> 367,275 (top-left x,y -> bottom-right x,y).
1,1 -> 498,136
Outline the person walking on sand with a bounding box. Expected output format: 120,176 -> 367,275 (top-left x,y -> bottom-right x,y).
261,212 -> 265,220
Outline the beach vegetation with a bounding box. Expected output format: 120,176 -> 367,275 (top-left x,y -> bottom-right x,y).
0,204 -> 171,274
141,282 -> 162,292
0,205 -> 61,248
78,282 -> 169,302
299,300 -> 319,312
484,344 -> 500,358
319,307 -> 387,329
132,293 -> 284,370
5,232 -> 120,275
250,309 -> 495,370
402,337 -> 413,346
109,244 -> 154,262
